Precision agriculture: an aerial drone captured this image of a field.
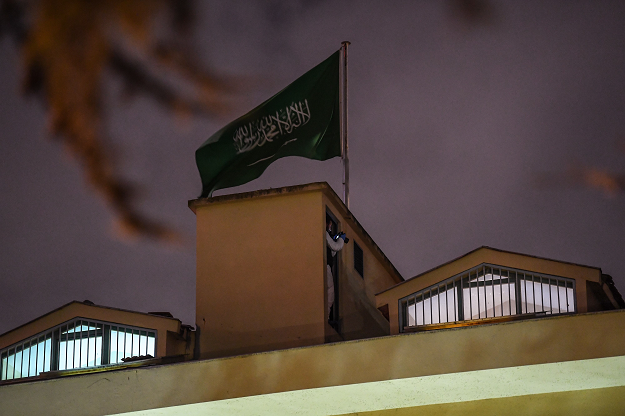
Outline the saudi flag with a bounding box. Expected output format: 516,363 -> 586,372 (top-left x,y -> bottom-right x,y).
195,51 -> 341,198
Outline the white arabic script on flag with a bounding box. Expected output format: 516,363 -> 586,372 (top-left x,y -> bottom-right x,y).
233,100 -> 311,154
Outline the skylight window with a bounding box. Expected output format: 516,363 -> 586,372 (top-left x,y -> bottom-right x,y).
1,319 -> 156,381
399,264 -> 576,331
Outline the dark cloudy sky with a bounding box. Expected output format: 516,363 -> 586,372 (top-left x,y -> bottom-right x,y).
1,0 -> 624,334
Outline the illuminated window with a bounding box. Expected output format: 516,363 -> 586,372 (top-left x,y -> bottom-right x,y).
399,264 -> 576,331
1,319 -> 156,381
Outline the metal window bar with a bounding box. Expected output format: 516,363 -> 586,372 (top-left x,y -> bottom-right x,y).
10,348 -> 16,380
498,268 -> 504,316
30,338 -> 35,377
37,336 -> 42,375
532,274 -> 536,313
26,339 -> 31,378
474,271 -> 479,319
25,341 -> 30,377
399,264 -> 577,332
467,273 -> 472,320
437,287 -> 441,324
489,267 -> 493,318
484,267 -> 489,318
508,271 -> 513,316
547,278 -> 553,314
522,273 -> 527,314
77,320 -> 82,368
1,351 -> 6,380
452,279 -> 457,321
480,270 -> 485,318
43,335 -> 48,373
456,276 -> 460,321
445,282 -> 449,323
537,276 -> 545,312
71,321 -> 76,369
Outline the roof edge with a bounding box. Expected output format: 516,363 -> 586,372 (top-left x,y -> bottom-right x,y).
376,245 -> 601,296
0,301 -> 182,339
188,182 -> 330,213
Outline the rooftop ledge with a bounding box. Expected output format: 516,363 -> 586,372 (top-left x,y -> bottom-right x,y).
187,182 -> 333,213
1,310 -> 623,400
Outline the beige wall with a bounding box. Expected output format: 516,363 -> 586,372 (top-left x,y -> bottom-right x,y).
191,183 -> 402,357
376,247 -> 603,335
0,302 -> 181,358
1,309 -> 624,415
193,189 -> 326,358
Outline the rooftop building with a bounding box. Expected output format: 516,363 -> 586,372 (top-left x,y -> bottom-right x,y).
1,182 -> 624,415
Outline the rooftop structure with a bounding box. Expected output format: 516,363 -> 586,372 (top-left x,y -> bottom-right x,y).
1,182 -> 624,415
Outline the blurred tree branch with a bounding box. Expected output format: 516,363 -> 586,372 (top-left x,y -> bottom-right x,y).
535,141 -> 625,197
0,0 -> 234,241
0,0 -> 493,241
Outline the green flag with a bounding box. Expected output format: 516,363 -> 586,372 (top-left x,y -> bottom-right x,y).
195,51 -> 341,197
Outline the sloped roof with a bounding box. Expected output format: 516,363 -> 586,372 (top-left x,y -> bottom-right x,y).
376,245 -> 601,296
0,300 -> 181,350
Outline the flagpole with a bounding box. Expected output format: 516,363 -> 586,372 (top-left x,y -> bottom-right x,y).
341,41 -> 350,210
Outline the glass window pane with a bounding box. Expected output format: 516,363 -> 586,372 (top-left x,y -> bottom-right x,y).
44,337 -> 51,372
81,337 -> 88,368
20,344 -> 29,378
423,295 -> 431,325
110,328 -> 118,364
558,284 -> 568,313
67,335 -> 76,370
550,280 -> 559,313
73,331 -> 81,369
95,335 -> 102,366
6,350 -> 15,380
478,276 -> 487,319
532,279 -> 543,313
140,331 -> 147,357
14,348 -> 22,379
29,341 -> 37,376
59,338 -> 67,371
1,352 -> 7,381
37,337 -> 45,375
431,290 -> 440,324
147,333 -> 155,357
118,329 -> 127,362
132,330 -> 139,357
527,276 -> 536,313
125,329 -> 133,359
405,299 -> 415,326
567,286 -> 575,312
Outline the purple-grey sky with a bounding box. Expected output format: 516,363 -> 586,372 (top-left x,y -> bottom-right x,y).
1,0 -> 624,334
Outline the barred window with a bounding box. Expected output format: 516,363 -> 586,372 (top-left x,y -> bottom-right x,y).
1,318 -> 156,381
399,264 -> 575,331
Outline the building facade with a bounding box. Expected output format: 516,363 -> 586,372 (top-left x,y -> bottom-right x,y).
1,182 -> 624,415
